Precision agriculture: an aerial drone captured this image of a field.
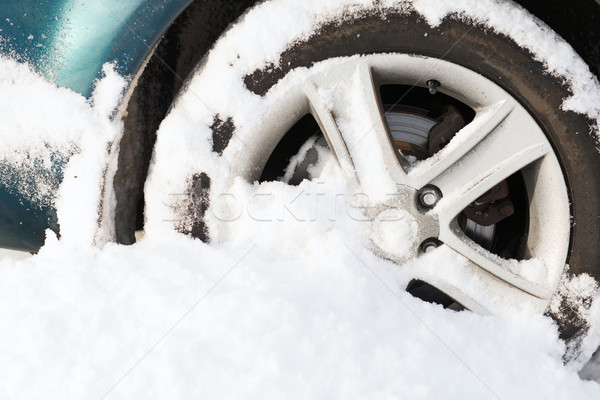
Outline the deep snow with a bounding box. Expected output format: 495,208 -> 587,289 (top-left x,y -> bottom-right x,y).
0,0 -> 600,399
2,234 -> 600,399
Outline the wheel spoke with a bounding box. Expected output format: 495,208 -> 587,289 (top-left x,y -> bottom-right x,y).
408,245 -> 550,313
439,221 -> 553,298
426,100 -> 552,220
306,59 -> 405,200
304,82 -> 358,187
407,99 -> 513,188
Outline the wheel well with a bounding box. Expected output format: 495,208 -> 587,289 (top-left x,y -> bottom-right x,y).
114,0 -> 257,244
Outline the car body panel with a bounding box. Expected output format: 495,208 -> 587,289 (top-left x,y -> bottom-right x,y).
0,0 -> 193,97
0,0 -> 192,251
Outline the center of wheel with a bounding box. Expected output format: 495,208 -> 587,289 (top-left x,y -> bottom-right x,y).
370,208 -> 420,260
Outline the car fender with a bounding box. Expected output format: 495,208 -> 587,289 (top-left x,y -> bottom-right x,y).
0,0 -> 193,97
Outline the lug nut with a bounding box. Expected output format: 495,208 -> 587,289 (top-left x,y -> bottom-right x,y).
421,191 -> 437,207
417,186 -> 442,209
419,238 -> 441,254
422,243 -> 438,253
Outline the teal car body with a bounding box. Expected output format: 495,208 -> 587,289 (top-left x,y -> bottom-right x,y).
0,0 -> 193,251
0,0 -> 193,97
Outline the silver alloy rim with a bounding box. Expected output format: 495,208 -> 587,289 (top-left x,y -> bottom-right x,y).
222,54 -> 571,314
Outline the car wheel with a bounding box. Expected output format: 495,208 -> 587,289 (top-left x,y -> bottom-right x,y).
145,0 -> 600,358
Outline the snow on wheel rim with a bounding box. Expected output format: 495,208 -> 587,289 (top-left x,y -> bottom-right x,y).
206,53 -> 569,315
237,54 -> 570,313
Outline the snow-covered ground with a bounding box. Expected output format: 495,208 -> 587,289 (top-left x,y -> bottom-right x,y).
1,0 -> 600,398
0,232 -> 598,399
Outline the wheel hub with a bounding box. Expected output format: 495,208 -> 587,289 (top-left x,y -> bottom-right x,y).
366,186 -> 440,261
370,208 -> 419,260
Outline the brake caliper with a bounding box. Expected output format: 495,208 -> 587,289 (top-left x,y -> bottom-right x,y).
461,181 -> 515,226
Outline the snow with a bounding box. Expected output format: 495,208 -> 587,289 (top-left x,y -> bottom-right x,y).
0,0 -> 599,398
2,234 -> 600,399
0,57 -> 124,245
370,208 -> 419,259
